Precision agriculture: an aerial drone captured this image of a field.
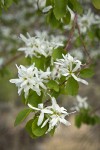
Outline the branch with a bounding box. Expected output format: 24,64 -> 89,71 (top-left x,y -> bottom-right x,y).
76,22 -> 92,64
65,13 -> 77,51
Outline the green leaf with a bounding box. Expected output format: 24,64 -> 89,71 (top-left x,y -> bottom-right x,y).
28,90 -> 42,107
21,92 -> 28,105
65,77 -> 79,95
46,0 -> 52,6
52,48 -> 66,60
68,0 -> 83,14
51,90 -> 60,98
32,118 -> 48,137
75,114 -> 82,128
47,80 -> 59,92
62,9 -> 71,24
5,0 -> 13,7
92,0 -> 100,9
53,0 -> 68,20
47,11 -> 60,28
25,119 -> 37,138
31,56 -> 46,70
80,68 -> 94,78
14,108 -> 31,126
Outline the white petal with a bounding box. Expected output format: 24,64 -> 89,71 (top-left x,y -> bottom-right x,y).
42,5 -> 53,13
38,112 -> 44,126
72,62 -> 81,72
51,97 -> 59,110
50,117 -> 58,126
10,79 -> 20,84
72,73 -> 88,85
28,104 -> 40,111
41,118 -> 49,128
38,103 -> 43,109
60,118 -> 71,126
20,34 -> 27,43
42,109 -> 53,114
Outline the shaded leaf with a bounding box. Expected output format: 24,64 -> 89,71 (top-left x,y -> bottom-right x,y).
32,118 -> 48,137
14,108 -> 31,126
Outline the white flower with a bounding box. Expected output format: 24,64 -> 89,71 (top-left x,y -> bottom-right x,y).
78,9 -> 100,34
48,97 -> 69,115
28,103 -> 53,126
18,32 -> 64,58
73,95 -> 88,111
42,97 -> 72,133
18,33 -> 39,57
10,64 -> 51,98
50,65 -> 62,80
54,53 -> 88,85
28,97 -> 74,133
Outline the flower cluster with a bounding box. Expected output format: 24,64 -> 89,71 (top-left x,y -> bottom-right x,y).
10,31 -> 90,137
78,9 -> 100,34
10,53 -> 88,99
73,95 -> 88,111
54,53 -> 88,85
18,32 -> 64,58
10,64 -> 51,98
28,97 -> 71,133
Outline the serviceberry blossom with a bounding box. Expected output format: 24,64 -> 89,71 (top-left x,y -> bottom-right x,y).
18,32 -> 64,58
54,53 -> 88,85
10,64 -> 51,98
28,97 -> 72,133
45,97 -> 71,133
73,95 -> 88,111
78,9 -> 100,33
28,103 -> 53,126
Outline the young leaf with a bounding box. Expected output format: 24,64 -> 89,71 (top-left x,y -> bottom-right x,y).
25,119 -> 37,138
52,47 -> 66,60
69,0 -> 83,14
31,56 -> 46,70
75,114 -> 82,128
92,0 -> 100,9
32,118 -> 48,137
14,108 -> 31,126
47,80 -> 59,92
51,90 -> 60,98
6,0 -> 13,7
53,0 -> 68,20
62,9 -> 71,24
65,77 -> 79,95
47,11 -> 60,28
80,68 -> 94,78
28,90 -> 42,107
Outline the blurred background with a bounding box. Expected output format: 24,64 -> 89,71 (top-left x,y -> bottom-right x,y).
0,0 -> 100,150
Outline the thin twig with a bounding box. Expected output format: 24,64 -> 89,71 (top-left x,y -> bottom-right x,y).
76,22 -> 92,64
65,13 -> 77,51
